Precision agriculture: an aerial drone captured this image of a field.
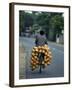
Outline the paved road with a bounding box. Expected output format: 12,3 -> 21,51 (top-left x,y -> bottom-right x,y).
19,37 -> 64,79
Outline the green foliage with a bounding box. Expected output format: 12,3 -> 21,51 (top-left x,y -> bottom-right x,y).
19,11 -> 64,41
50,14 -> 64,34
36,12 -> 50,27
19,11 -> 25,35
19,11 -> 34,35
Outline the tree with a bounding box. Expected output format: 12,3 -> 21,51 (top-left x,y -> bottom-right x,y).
19,11 -> 34,36
19,11 -> 64,41
19,11 -> 25,35
50,14 -> 64,35
24,13 -> 34,27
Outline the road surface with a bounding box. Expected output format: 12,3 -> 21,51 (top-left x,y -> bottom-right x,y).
19,37 -> 64,79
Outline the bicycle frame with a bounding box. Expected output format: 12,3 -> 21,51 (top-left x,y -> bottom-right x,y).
38,53 -> 44,73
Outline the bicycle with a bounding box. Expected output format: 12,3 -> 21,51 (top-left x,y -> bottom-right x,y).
38,52 -> 45,73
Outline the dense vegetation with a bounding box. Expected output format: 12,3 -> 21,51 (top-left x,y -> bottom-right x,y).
19,11 -> 64,41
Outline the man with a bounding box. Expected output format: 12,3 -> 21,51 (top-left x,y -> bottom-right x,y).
35,30 -> 48,46
31,31 -> 52,71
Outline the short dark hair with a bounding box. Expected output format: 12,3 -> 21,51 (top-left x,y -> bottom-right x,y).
40,30 -> 44,35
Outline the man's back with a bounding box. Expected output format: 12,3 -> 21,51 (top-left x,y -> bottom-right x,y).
35,34 -> 47,46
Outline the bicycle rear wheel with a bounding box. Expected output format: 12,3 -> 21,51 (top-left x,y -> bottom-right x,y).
38,53 -> 44,73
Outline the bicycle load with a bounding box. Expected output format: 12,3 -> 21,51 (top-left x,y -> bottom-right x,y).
30,30 -> 52,73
